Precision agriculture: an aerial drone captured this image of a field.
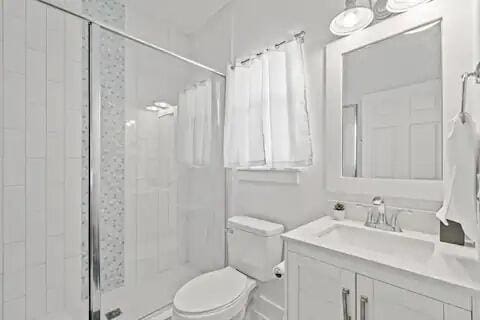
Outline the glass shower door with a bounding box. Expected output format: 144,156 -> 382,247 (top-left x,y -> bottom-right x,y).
90,25 -> 226,320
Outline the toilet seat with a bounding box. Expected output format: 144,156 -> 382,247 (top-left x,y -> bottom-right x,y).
173,267 -> 256,320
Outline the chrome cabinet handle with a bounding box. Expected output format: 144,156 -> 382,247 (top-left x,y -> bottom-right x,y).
360,296 -> 368,320
342,288 -> 351,320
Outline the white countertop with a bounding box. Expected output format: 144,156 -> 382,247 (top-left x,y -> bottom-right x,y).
282,217 -> 480,293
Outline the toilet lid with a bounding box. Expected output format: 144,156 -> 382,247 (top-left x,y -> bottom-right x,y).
174,267 -> 248,314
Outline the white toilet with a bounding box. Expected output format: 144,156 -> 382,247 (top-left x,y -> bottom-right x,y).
172,216 -> 285,320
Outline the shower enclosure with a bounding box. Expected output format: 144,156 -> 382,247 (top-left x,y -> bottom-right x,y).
1,0 -> 226,319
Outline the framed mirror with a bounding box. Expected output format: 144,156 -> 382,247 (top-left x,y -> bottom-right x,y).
342,22 -> 442,180
326,0 -> 476,201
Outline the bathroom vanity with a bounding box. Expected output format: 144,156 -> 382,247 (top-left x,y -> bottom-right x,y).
308,0 -> 480,317
283,217 -> 479,320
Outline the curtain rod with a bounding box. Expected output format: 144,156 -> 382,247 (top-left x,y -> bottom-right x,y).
230,31 -> 306,70
33,0 -> 227,78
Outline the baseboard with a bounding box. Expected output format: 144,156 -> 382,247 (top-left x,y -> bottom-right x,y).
251,294 -> 285,320
142,305 -> 172,320
252,310 -> 269,320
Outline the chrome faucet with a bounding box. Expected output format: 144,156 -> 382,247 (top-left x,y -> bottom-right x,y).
372,196 -> 392,231
362,196 -> 409,232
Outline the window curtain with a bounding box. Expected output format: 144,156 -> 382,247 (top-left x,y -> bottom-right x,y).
224,38 -> 313,169
177,79 -> 213,167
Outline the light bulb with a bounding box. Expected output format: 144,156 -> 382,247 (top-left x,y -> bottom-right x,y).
145,105 -> 161,112
330,7 -> 374,36
342,10 -> 360,28
154,101 -> 170,109
386,0 -> 432,13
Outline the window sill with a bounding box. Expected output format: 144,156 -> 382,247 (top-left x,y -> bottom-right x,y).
234,168 -> 301,184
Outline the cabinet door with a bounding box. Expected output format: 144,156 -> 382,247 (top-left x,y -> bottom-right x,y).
357,275 -> 444,320
287,252 -> 355,320
444,304 -> 471,320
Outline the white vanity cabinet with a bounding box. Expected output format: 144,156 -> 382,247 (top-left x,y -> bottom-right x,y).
287,252 -> 355,320
286,251 -> 473,320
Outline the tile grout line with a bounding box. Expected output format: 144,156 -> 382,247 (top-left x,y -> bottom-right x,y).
62,2 -> 67,311
44,2 -> 49,316
24,0 -> 28,317
1,0 -> 4,317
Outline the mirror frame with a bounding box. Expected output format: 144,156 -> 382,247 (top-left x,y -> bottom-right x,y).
326,0 -> 476,201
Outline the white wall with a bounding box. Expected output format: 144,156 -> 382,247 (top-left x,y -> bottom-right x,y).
125,4 -> 192,59
1,0 -> 86,319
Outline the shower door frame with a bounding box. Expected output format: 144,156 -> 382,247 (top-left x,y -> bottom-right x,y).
88,22 -> 102,320
32,1 -> 227,319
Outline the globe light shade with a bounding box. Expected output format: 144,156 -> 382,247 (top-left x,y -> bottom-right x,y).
330,6 -> 374,36
386,0 -> 432,13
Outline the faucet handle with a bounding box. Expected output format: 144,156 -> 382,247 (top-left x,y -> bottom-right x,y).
390,209 -> 412,232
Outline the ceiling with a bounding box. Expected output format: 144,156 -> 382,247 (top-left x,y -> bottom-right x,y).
127,0 -> 233,34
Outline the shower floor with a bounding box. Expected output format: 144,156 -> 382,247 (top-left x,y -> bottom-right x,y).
102,263 -> 202,320
38,263 -> 201,320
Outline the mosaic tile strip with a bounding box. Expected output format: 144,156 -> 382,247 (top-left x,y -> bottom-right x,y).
81,0 -> 127,297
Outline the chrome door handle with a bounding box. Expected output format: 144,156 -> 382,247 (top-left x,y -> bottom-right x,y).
360,296 -> 368,320
342,288 -> 351,320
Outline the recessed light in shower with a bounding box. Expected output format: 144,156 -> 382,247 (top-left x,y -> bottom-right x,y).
153,101 -> 170,109
125,120 -> 136,127
146,101 -> 172,112
145,105 -> 162,112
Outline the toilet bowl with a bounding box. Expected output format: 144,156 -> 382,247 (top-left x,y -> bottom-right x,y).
172,267 -> 256,320
172,216 -> 284,320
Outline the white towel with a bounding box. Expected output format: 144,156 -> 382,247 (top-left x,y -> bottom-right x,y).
436,113 -> 479,241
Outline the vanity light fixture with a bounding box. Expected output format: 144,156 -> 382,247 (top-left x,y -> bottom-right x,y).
330,0 -> 374,36
386,0 -> 433,13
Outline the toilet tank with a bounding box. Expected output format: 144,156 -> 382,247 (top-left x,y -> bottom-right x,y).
227,216 -> 285,282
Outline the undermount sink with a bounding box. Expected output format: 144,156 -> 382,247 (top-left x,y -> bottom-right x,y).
316,224 -> 435,264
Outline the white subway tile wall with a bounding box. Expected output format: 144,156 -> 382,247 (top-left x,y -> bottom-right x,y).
2,0 -> 87,319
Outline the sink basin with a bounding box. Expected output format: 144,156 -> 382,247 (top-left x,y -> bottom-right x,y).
317,224 -> 435,264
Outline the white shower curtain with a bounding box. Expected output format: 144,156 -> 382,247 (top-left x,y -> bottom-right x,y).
178,79 -> 212,167
224,39 -> 313,169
